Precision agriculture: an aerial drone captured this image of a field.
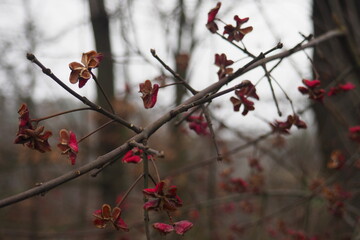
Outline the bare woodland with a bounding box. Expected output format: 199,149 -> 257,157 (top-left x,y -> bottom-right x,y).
0,0 -> 359,239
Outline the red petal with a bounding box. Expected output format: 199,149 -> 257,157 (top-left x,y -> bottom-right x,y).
114,217 -> 129,231
93,209 -> 102,218
298,86 -> 309,94
339,82 -> 355,91
153,222 -> 174,234
59,129 -> 70,144
93,218 -> 107,229
174,220 -> 193,235
230,96 -> 241,112
349,126 -> 360,133
69,152 -> 77,165
78,78 -> 89,88
167,185 -> 178,196
69,62 -> 84,71
101,204 -> 112,220
302,79 -> 320,88
143,181 -> 165,196
123,155 -> 142,164
68,131 -> 78,153
143,199 -> 160,210
111,207 -> 121,221
207,2 -> 221,23
234,15 -> 249,25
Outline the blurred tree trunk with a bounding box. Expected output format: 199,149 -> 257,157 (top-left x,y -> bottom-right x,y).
312,0 -> 360,167
89,0 -> 114,107
89,0 -> 127,211
312,1 -> 360,236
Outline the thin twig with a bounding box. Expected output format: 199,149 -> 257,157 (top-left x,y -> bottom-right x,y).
77,120 -> 115,144
31,107 -> 91,123
116,173 -> 144,208
91,72 -> 115,113
150,157 -> 161,183
142,141 -> 151,240
26,53 -> 142,133
150,49 -> 198,94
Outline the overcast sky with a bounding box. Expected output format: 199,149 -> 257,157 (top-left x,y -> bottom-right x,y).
0,0 -> 314,133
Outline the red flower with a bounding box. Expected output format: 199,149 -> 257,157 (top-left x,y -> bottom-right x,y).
93,204 -> 129,231
328,82 -> 356,96
69,50 -> 103,88
270,119 -> 291,134
57,129 -> 79,165
303,79 -> 321,88
215,53 -> 234,80
186,115 -> 208,135
173,220 -> 193,235
349,126 -> 360,143
121,147 -> 153,164
230,178 -> 248,193
14,103 -> 52,153
322,184 -> 351,217
143,181 -> 183,212
230,80 -> 259,115
153,223 -> 174,235
153,220 -> 193,235
206,2 -> 221,33
223,15 -> 253,42
248,157 -> 263,172
139,80 -> 159,109
270,114 -> 307,134
327,150 -> 346,169
298,79 -> 325,102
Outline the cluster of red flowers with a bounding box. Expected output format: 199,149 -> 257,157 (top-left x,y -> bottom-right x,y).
186,115 -> 209,135
121,147 -> 153,164
220,157 -> 265,194
230,80 -> 259,116
93,204 -> 129,231
298,79 -> 325,102
14,103 -> 79,164
298,79 -> 355,101
206,2 -> 253,42
267,220 -> 320,240
321,184 -> 352,217
14,103 -> 52,153
270,114 -> 307,134
143,181 -> 193,236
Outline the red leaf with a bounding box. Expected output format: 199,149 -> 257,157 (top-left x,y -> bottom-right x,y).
174,220 -> 193,235
153,223 -> 174,234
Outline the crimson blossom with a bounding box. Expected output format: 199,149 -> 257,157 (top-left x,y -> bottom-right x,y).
142,181 -> 183,212
69,50 -> 103,88
14,103 -> 52,153
57,129 -> 79,165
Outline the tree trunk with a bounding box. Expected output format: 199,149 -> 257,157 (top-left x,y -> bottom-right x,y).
312,1 -> 360,237
312,0 -> 360,167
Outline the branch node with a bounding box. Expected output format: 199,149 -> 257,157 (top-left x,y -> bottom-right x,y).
26,53 -> 35,62
42,68 -> 52,75
150,48 -> 156,56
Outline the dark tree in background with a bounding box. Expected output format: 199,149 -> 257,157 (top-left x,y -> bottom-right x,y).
313,0 -> 360,165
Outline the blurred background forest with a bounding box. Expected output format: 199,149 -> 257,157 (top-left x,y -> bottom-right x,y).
0,0 -> 359,239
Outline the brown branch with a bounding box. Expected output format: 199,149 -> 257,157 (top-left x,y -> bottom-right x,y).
26,53 -> 142,133
0,29 -> 342,208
